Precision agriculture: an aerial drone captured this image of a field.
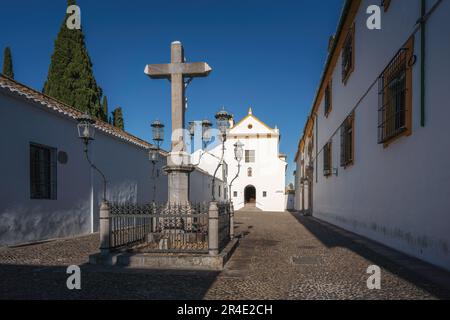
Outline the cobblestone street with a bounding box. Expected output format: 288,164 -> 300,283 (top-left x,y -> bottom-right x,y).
1,211 -> 449,300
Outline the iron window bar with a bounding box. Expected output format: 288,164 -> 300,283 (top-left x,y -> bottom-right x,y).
378,47 -> 409,144
340,114 -> 354,167
342,29 -> 354,81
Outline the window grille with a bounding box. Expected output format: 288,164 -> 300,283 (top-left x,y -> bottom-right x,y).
342,26 -> 354,82
340,114 -> 354,167
324,81 -> 332,116
323,142 -> 332,177
30,143 -> 57,200
378,47 -> 409,144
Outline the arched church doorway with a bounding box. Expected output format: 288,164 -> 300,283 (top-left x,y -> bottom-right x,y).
244,185 -> 256,204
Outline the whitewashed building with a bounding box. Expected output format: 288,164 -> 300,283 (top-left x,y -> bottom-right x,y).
0,75 -> 225,247
294,0 -> 450,271
194,108 -> 287,212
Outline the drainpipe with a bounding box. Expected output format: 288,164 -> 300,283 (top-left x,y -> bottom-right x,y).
315,114 -> 318,183
420,0 -> 426,127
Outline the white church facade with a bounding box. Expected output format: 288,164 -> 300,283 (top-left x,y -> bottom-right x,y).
194,108 -> 287,212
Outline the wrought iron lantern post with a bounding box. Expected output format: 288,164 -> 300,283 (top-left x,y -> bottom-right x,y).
212,108 -> 232,201
76,113 -> 107,202
189,119 -> 213,166
150,120 -> 165,202
229,140 -> 244,201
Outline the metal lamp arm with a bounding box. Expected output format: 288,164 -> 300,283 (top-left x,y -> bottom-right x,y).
84,145 -> 107,202
229,161 -> 241,193
211,135 -> 226,200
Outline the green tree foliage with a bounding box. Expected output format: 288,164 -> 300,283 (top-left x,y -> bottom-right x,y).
2,47 -> 14,79
99,96 -> 108,122
43,0 -> 102,116
112,107 -> 125,130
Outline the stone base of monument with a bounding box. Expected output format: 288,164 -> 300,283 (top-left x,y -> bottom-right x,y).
89,238 -> 239,271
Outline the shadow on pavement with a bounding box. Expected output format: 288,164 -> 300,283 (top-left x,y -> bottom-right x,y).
0,263 -> 220,300
290,212 -> 450,300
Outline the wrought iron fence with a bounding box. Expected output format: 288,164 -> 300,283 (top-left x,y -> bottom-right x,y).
109,202 -> 209,253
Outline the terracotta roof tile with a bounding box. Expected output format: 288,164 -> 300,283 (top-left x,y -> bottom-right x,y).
0,74 -> 167,154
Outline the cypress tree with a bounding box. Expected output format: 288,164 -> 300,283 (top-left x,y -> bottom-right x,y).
2,47 -> 14,79
112,107 -> 124,130
99,96 -> 108,122
43,0 -> 102,115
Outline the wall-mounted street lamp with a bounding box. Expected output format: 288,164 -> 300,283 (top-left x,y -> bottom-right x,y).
150,120 -> 165,202
151,120 -> 165,149
76,113 -> 107,202
212,108 -> 232,201
189,119 -> 213,166
229,140 -> 244,200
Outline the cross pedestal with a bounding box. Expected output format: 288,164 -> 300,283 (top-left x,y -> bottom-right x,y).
145,41 -> 212,204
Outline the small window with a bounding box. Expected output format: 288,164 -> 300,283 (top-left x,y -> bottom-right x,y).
323,142 -> 332,177
263,191 -> 267,198
378,37 -> 414,146
324,81 -> 332,117
340,113 -> 354,167
219,186 -> 221,197
233,191 -> 238,198
342,25 -> 355,84
248,167 -> 253,177
30,143 -> 57,200
245,150 -> 255,163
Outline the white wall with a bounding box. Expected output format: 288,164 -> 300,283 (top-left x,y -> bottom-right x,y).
190,167 -> 227,204
297,0 -> 450,271
89,130 -> 168,232
0,90 -> 170,246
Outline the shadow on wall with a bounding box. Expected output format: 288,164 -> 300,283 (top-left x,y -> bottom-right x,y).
289,213 -> 450,300
0,263 -> 220,300
0,202 -> 91,247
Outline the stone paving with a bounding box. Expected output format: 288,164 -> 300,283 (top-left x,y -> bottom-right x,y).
1,211 -> 449,300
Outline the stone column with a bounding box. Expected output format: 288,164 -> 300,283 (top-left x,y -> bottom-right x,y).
208,201 -> 219,256
99,201 -> 111,255
165,152 -> 194,204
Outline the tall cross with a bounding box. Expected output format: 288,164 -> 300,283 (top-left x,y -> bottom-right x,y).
144,41 -> 212,151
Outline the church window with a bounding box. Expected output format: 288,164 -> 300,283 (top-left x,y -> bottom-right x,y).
30,143 -> 57,200
378,38 -> 413,147
248,124 -> 253,129
342,24 -> 355,84
340,113 -> 354,167
233,191 -> 238,198
263,191 -> 267,198
323,141 -> 332,177
248,167 -> 253,177
245,150 -> 255,163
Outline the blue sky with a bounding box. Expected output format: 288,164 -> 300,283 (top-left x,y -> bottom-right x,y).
1,0 -> 344,184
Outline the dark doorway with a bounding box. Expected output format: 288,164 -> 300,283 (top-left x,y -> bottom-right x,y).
244,185 -> 256,204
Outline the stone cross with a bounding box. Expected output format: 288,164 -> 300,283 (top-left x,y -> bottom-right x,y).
144,41 -> 212,150
144,41 -> 212,205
